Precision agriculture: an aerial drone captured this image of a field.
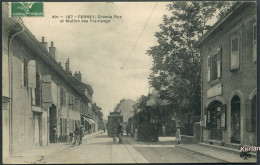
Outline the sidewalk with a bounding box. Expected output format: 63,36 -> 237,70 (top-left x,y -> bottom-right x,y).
3,131 -> 103,164
175,143 -> 257,163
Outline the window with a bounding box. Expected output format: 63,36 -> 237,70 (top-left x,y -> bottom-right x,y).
253,23 -> 257,62
231,36 -> 240,70
21,58 -> 28,87
207,48 -> 222,82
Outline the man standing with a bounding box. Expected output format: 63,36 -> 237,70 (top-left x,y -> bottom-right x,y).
53,124 -> 57,143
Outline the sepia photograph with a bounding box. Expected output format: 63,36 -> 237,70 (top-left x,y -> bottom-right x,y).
2,1 -> 258,164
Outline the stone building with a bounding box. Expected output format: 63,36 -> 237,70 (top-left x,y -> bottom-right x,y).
195,2 -> 257,147
2,2 -> 96,159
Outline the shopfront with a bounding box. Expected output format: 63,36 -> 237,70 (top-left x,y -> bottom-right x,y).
205,101 -> 226,141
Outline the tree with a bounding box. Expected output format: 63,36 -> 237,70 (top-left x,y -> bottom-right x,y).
147,2 -> 236,125
133,95 -> 148,113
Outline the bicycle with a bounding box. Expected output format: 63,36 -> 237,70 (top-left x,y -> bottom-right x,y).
112,133 -> 119,144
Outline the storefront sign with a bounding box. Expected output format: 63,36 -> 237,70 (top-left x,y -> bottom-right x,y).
207,83 -> 222,98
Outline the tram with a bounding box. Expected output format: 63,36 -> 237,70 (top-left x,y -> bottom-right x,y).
107,111 -> 123,136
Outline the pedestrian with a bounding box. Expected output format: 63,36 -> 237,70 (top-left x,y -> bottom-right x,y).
79,125 -> 84,145
74,124 -> 80,145
103,126 -> 106,133
175,128 -> 181,144
53,124 -> 58,143
162,124 -> 166,137
117,123 -> 123,144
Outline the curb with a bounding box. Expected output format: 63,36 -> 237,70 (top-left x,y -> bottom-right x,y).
174,145 -> 229,163
199,143 -> 257,158
40,131 -> 103,162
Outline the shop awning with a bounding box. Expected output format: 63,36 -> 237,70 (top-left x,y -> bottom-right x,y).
83,116 -> 95,124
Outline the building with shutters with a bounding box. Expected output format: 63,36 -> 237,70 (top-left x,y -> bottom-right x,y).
2,3 -> 95,158
195,2 -> 257,147
92,103 -> 104,132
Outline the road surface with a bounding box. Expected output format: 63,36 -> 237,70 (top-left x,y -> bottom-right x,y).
41,133 -> 226,163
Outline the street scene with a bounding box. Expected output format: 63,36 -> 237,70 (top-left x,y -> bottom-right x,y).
2,1 -> 258,164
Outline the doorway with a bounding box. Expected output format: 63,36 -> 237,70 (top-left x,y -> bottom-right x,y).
208,101 -> 222,140
49,105 -> 57,143
33,113 -> 42,146
231,95 -> 240,144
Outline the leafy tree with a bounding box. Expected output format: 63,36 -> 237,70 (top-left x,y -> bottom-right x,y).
147,2 -> 236,120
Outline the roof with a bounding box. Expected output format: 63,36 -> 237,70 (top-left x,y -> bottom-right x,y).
195,2 -> 253,48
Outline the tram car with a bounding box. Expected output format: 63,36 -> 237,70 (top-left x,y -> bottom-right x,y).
107,111 -> 123,136
135,109 -> 159,142
127,115 -> 138,137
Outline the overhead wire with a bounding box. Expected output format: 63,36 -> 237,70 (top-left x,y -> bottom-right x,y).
121,2 -> 158,69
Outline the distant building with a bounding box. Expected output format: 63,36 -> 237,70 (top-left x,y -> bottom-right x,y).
195,2 -> 257,146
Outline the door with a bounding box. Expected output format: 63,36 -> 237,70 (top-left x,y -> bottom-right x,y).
210,107 -> 222,140
34,113 -> 40,146
49,105 -> 57,143
231,95 -> 240,143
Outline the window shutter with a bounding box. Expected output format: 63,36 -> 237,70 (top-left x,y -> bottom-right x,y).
63,90 -> 66,106
60,88 -> 62,106
253,23 -> 257,62
28,60 -> 36,88
21,61 -> 24,86
217,48 -> 222,78
231,37 -> 240,70
41,75 -> 52,106
221,104 -> 226,130
32,88 -> 36,105
204,108 -> 210,129
207,56 -> 211,82
246,99 -> 252,132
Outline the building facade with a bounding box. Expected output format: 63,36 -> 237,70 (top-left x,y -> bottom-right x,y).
2,3 -> 96,158
195,2 -> 257,147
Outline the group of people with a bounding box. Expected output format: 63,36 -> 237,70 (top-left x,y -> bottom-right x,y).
53,124 -> 84,145
74,125 -> 84,145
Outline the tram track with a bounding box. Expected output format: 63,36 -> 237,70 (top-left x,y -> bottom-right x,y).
110,136 -> 138,163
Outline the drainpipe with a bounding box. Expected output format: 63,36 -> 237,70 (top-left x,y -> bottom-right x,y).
200,51 -> 204,143
8,22 -> 25,154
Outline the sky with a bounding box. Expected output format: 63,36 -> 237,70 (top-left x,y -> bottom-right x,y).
22,2 -> 171,118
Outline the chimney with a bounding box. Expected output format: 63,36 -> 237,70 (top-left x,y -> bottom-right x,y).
58,62 -> 63,68
65,58 -> 72,75
78,71 -> 81,81
40,37 -> 48,51
49,41 -> 56,60
74,71 -> 82,81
